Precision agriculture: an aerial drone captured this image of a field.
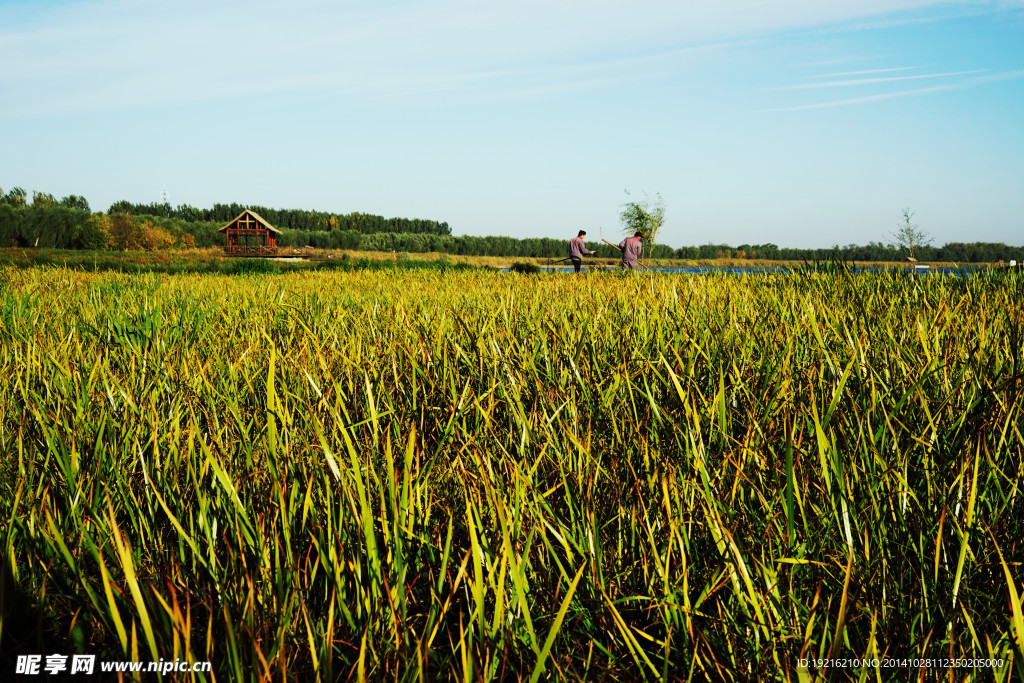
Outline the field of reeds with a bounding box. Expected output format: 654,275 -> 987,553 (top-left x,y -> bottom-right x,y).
1,265 -> 1023,681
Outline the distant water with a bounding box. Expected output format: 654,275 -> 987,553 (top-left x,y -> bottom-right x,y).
503,266 -> 999,276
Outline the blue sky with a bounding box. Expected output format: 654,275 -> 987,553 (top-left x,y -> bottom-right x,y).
1,0 -> 1021,248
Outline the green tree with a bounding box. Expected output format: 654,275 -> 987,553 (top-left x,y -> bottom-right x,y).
2,187 -> 27,207
74,214 -> 111,250
61,195 -> 90,211
32,192 -> 56,207
619,191 -> 666,258
892,208 -> 932,260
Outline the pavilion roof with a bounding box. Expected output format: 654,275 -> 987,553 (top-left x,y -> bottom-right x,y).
218,210 -> 282,234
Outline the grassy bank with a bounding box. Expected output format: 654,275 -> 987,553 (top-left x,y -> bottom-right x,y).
1,266 -> 1022,681
0,248 -> 482,275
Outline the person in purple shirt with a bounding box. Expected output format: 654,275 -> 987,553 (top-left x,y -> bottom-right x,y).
568,230 -> 595,273
618,232 -> 643,270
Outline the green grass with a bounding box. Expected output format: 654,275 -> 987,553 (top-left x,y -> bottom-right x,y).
1,266 -> 1022,681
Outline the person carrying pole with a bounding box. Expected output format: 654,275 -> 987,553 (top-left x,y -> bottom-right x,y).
617,232 -> 643,270
568,230 -> 595,273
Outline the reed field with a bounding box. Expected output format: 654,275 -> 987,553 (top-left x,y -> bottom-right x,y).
2,265 -> 1023,681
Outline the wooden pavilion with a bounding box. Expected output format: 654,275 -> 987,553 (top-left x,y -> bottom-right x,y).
219,210 -> 281,257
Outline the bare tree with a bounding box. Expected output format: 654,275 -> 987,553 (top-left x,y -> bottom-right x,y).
892,208 -> 932,260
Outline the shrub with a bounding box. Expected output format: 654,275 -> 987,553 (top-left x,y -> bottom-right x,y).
510,261 -> 540,274
108,213 -> 144,251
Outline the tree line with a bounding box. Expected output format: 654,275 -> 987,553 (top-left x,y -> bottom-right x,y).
2,187 -> 1023,262
719,241 -> 1024,263
107,200 -> 451,235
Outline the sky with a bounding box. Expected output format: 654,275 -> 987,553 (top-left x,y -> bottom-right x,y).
1,0 -> 1022,249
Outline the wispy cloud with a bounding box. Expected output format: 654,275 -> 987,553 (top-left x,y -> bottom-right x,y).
759,69 -> 1024,111
780,69 -> 984,89
970,68 -> 1024,83
817,66 -> 920,77
760,83 -> 958,111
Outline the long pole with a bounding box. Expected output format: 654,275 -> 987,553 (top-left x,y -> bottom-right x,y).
602,238 -> 653,272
